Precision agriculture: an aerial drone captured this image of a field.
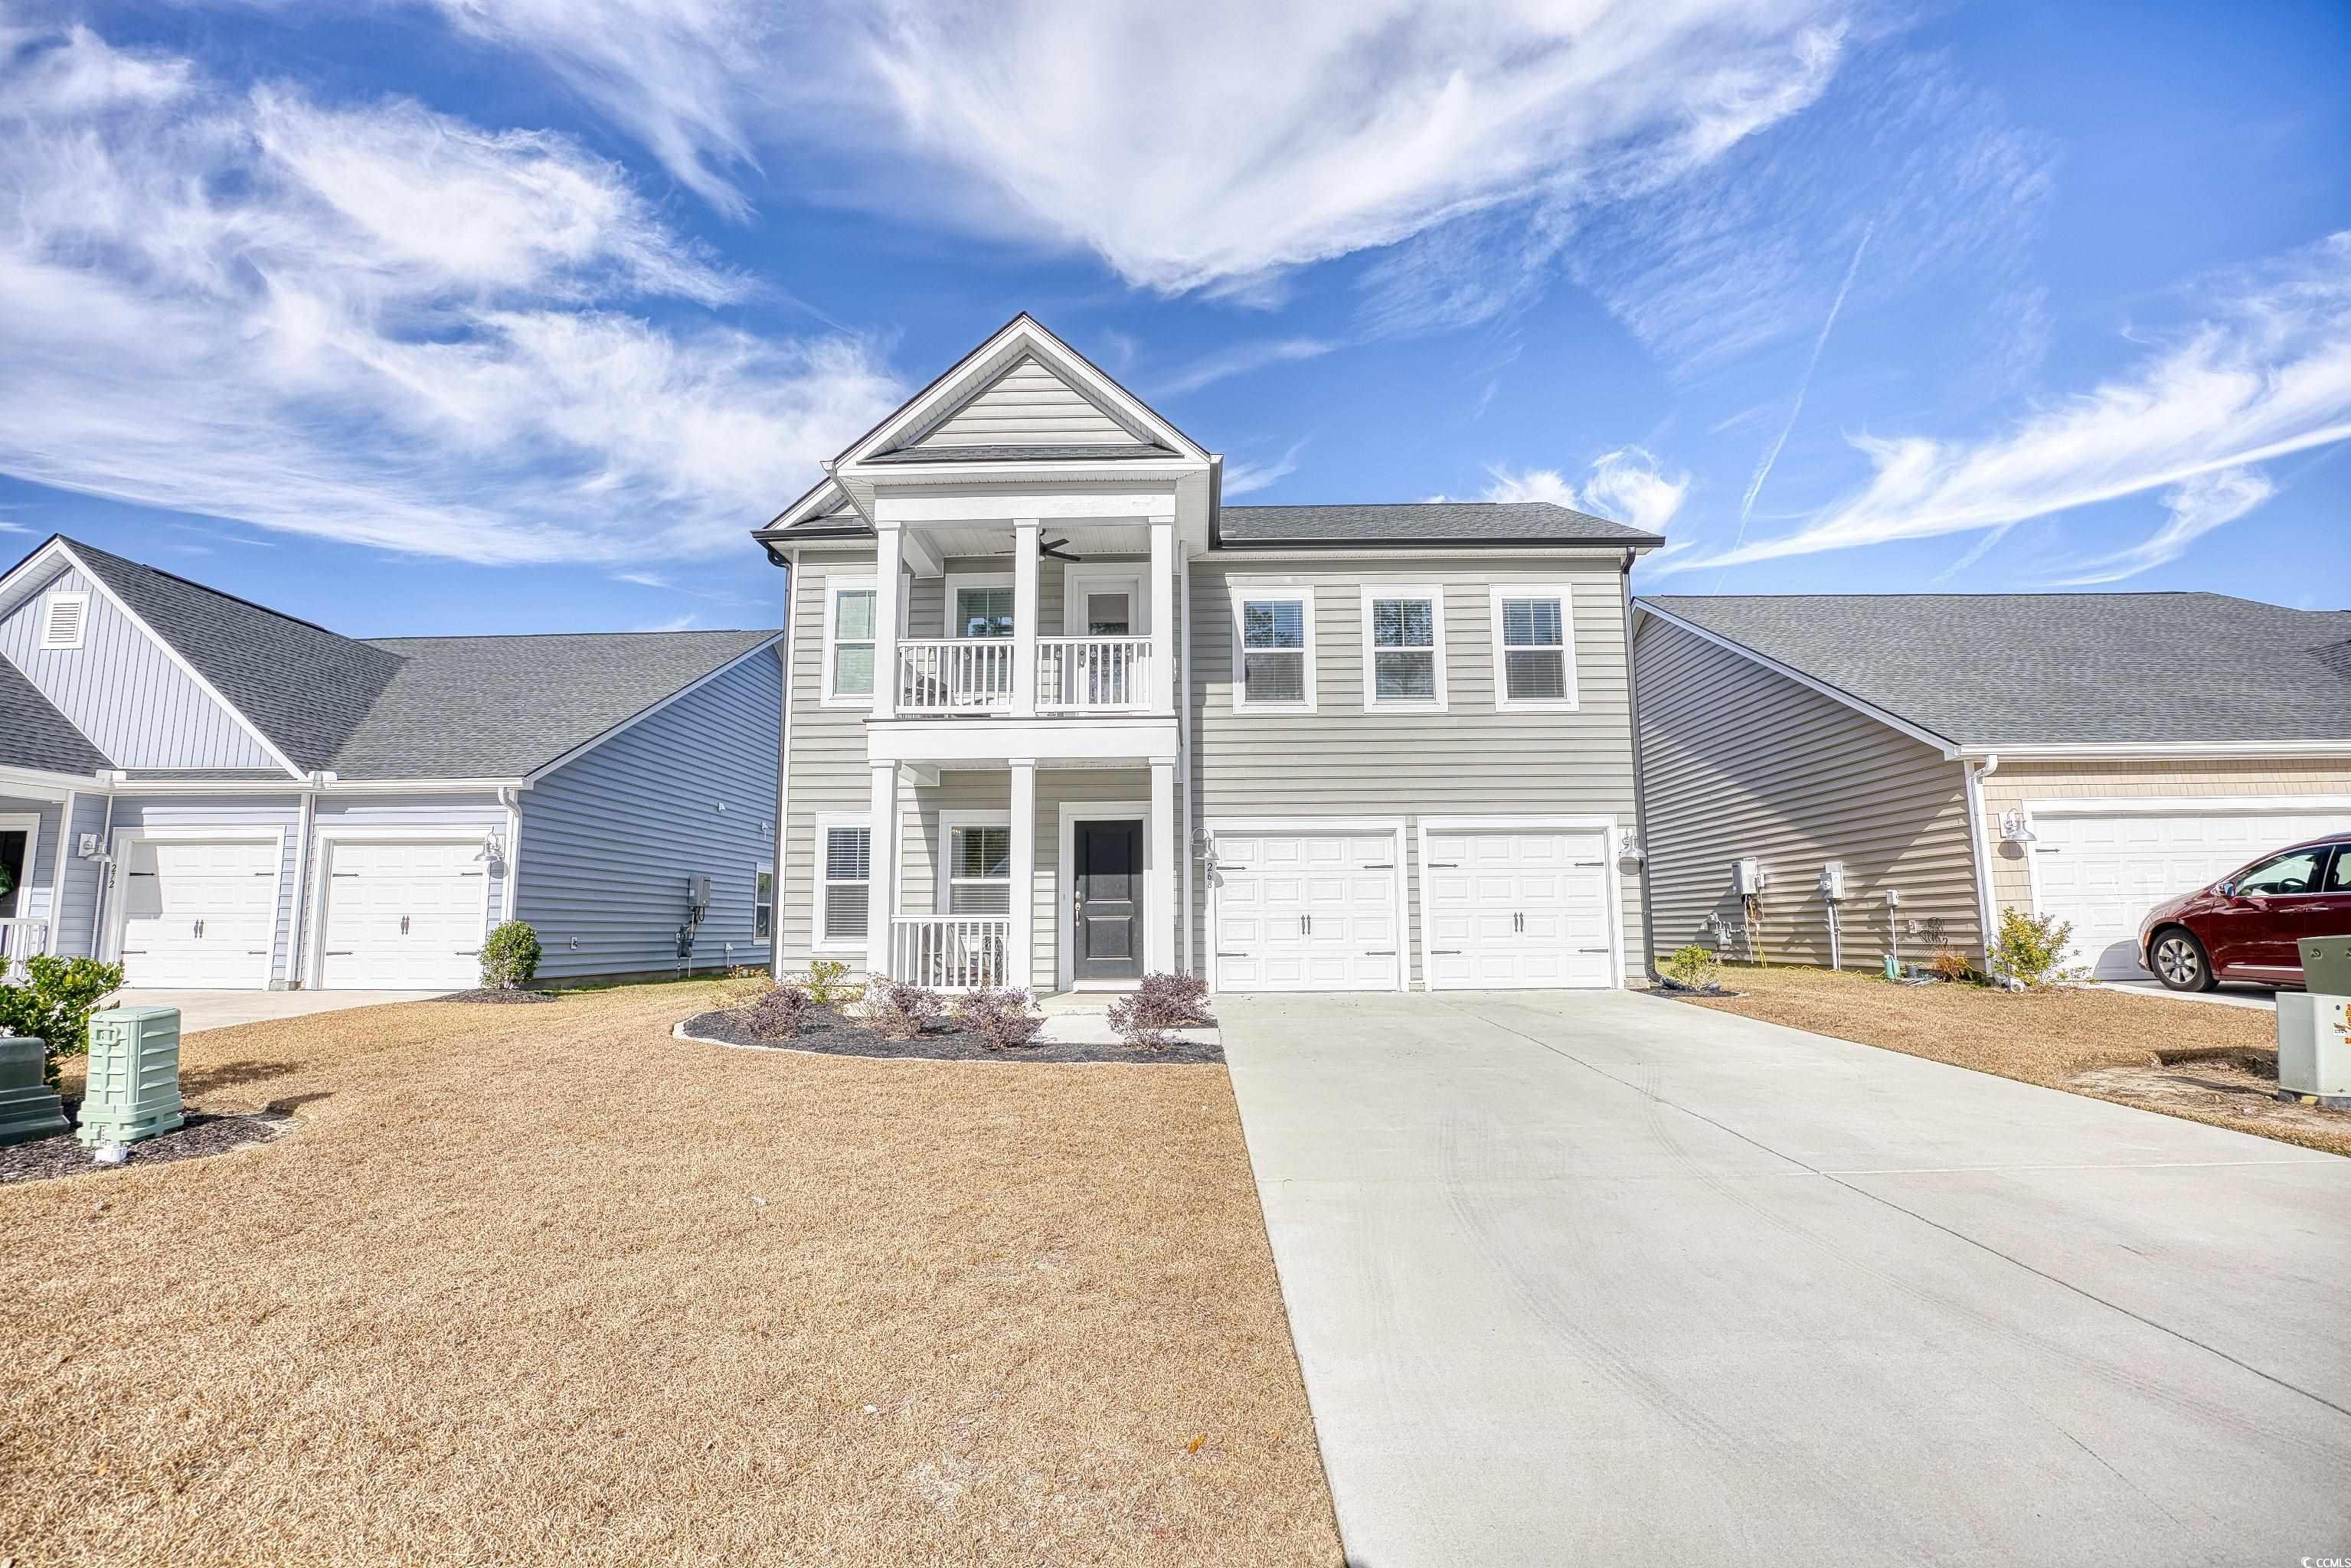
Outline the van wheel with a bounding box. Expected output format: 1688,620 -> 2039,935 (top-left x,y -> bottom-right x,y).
2150,928 -> 2216,992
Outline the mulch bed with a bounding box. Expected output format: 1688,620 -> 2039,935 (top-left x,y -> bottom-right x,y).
433,988 -> 561,1004
678,1006 -> 1223,1065
2,1107 -> 290,1184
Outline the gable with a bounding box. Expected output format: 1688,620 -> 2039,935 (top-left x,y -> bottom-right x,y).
0,564 -> 278,772
902,355 -> 1138,450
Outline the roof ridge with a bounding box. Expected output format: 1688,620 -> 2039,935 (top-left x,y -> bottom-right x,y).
59,535 -> 352,642
362,628 -> 777,643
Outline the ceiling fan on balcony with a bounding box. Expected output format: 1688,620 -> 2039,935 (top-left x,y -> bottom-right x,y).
1038,536 -> 1082,562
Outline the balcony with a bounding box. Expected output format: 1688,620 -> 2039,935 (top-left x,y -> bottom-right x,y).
894,635 -> 1156,716
898,640 -> 1015,712
1038,636 -> 1150,711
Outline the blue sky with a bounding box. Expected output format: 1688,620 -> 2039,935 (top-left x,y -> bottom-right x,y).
1,0 -> 2346,636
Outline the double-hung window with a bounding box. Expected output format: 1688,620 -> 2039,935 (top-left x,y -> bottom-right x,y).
1235,588 -> 1314,710
824,577 -> 878,702
754,867 -> 774,941
941,818 -> 1012,915
955,585 -> 1015,639
1361,586 -> 1445,709
816,819 -> 871,948
1491,586 -> 1577,709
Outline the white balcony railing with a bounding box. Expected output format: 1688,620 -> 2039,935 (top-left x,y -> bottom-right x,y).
898,640 -> 1014,713
889,916 -> 1012,991
1,917 -> 50,983
1036,636 -> 1151,711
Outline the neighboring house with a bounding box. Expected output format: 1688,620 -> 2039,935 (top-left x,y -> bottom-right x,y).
1631,593 -> 2351,979
754,314 -> 1662,995
0,536 -> 782,989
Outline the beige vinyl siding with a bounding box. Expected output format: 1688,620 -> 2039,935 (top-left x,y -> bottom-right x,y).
1633,616 -> 1982,967
1190,554 -> 1645,988
907,358 -> 1133,449
1979,757 -> 2351,914
780,548 -> 881,963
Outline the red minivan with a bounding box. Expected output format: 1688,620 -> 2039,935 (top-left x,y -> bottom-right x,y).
2138,836 -> 2351,991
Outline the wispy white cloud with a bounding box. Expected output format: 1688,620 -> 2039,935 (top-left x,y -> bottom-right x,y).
633,610 -> 700,632
610,570 -> 672,589
1155,338 -> 1339,398
1486,446 -> 1689,535
2045,467 -> 2276,586
1223,437 -> 1310,498
0,19 -> 902,565
1660,233 -> 2351,575
1735,218 -> 1872,540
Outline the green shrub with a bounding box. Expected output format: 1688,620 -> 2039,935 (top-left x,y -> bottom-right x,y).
1661,943 -> 1722,991
0,956 -> 125,1087
802,958 -> 861,1007
1989,907 -> 2075,988
479,920 -> 543,989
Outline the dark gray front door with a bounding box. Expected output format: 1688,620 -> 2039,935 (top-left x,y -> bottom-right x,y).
1074,819 -> 1143,981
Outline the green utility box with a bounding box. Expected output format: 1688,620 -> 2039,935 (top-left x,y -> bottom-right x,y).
77,1006 -> 184,1146
2277,939 -> 2351,1109
2300,936 -> 2351,997
0,1035 -> 70,1145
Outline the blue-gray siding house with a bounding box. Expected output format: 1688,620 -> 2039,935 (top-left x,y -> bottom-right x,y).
0,536 -> 780,990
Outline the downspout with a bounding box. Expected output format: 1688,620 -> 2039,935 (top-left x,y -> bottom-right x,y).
499,786 -> 524,923
281,773 -> 325,988
87,775 -> 120,957
1176,545 -> 1194,976
1964,752 -> 2001,967
768,547 -> 797,982
1620,553 -> 1662,984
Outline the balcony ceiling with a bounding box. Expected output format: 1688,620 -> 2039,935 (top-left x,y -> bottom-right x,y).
917,521 -> 1152,560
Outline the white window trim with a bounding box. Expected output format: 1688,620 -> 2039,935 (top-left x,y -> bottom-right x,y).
811,811 -> 874,954
820,574 -> 878,709
0,812 -> 42,923
934,808 -> 1013,916
943,570 -> 1017,640
1230,581 -> 1317,714
38,592 -> 90,651
1358,583 -> 1447,713
1489,583 -> 1579,711
754,861 -> 774,943
1061,566 -> 1146,636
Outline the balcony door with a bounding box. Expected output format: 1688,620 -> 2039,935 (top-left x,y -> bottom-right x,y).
1061,568 -> 1144,635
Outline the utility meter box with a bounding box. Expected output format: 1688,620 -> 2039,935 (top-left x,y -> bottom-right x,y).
1819,861 -> 1846,901
687,874 -> 714,913
77,1006 -> 185,1146
2300,936 -> 2351,996
0,1035 -> 70,1146
1732,858 -> 1762,896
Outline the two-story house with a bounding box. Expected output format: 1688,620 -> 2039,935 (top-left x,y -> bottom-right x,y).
755,315 -> 1663,995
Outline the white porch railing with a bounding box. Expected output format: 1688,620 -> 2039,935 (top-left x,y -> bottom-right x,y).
888,916 -> 1012,991
898,639 -> 1014,713
1036,636 -> 1151,711
0,917 -> 50,984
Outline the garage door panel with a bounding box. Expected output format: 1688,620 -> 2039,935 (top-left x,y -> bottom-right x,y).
1215,829 -> 1400,992
318,840 -> 486,991
117,838 -> 280,989
1424,829 -> 1615,990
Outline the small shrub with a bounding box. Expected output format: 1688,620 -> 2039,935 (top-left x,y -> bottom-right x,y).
1925,946 -> 1978,984
0,956 -> 124,1088
950,987 -> 1044,1051
1660,943 -> 1722,991
741,984 -> 819,1041
862,981 -> 946,1040
1107,971 -> 1212,1050
803,958 -> 862,1008
1988,906 -> 2076,989
479,920 -> 543,989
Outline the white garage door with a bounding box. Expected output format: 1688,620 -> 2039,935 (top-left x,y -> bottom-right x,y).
1214,830 -> 1401,991
117,837 -> 280,989
2033,805 -> 2351,979
1424,828 -> 1616,989
317,839 -> 489,991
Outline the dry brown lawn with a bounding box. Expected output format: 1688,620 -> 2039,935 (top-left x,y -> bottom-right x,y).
1,983 -> 1341,1566
1679,966 -> 2351,1158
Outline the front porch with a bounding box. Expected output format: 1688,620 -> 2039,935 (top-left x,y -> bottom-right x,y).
851,761 -> 1182,995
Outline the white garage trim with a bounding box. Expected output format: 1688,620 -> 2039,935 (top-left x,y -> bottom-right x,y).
105,826 -> 287,990
2023,795 -> 2351,817
1058,799 -> 1151,994
1204,817 -> 1408,994
1415,815 -> 1626,990
305,826 -> 494,991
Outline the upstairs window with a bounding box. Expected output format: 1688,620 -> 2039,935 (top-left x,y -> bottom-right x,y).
1362,586 -> 1444,709
825,579 -> 878,701
1492,586 -> 1577,709
817,822 -> 871,946
39,592 -> 89,651
944,822 -> 1012,914
1236,590 -> 1314,710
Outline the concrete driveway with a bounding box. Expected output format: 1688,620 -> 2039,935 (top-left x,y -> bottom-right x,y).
1222,989 -> 2351,1568
113,989 -> 440,1033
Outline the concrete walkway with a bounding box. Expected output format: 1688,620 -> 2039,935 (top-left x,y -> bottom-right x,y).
114,989 -> 440,1033
1221,989 -> 2351,1568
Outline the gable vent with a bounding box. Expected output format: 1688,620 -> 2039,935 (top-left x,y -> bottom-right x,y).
39,593 -> 89,651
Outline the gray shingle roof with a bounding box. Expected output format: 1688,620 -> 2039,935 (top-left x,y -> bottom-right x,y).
0,655 -> 107,774
1218,501 -> 1662,548
335,631 -> 776,779
1640,593 -> 2351,747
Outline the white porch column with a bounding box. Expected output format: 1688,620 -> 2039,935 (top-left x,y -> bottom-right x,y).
1007,758 -> 1036,991
1012,518 -> 1040,717
866,762 -> 899,978
1148,759 -> 1176,972
1148,516 -> 1175,715
873,523 -> 903,720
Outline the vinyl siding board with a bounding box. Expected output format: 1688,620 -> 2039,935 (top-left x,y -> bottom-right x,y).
909,358 -> 1132,449
781,550 -> 881,965
1189,554 -> 1645,988
0,566 -> 280,771
1633,616 -> 1981,968
518,648 -> 782,981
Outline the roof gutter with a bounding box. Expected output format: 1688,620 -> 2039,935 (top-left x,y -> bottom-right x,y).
1956,740 -> 2351,760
